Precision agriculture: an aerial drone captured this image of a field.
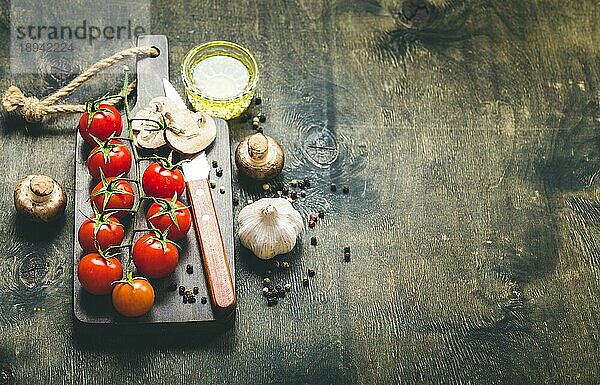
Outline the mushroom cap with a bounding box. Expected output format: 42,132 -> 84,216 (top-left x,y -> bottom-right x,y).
235,133 -> 284,180
164,110 -> 217,155
14,174 -> 66,222
132,107 -> 168,150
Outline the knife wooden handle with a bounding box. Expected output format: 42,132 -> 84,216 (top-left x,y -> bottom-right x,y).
186,178 -> 236,314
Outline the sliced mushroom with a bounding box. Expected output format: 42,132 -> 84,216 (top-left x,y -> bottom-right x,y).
149,97 -> 179,114
164,110 -> 217,155
131,108 -> 167,150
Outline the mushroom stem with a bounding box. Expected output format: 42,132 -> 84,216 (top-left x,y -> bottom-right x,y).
247,133 -> 268,161
29,175 -> 55,204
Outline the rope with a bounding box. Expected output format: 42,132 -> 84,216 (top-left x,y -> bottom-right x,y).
2,46 -> 158,122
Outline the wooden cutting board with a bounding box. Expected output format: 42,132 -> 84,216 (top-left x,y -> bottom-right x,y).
73,35 -> 236,333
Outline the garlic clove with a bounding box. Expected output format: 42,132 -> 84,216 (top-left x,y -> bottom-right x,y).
237,198 -> 303,259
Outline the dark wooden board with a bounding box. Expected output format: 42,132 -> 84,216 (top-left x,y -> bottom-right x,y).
73,35 -> 236,331
0,1 -> 599,385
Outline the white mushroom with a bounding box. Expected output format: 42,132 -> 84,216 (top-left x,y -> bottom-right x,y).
164,110 -> 217,155
14,174 -> 66,222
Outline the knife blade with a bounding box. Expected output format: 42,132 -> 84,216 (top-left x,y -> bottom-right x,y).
162,78 -> 187,110
164,80 -> 236,314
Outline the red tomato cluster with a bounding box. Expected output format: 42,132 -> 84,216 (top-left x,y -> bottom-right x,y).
76,105 -> 192,318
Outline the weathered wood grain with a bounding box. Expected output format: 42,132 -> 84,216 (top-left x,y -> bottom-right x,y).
0,0 -> 599,384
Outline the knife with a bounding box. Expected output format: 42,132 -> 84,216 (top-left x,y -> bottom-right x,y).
163,78 -> 236,314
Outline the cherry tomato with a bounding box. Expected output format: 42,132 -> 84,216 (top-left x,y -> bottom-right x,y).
90,177 -> 135,219
78,104 -> 123,146
78,213 -> 124,253
112,277 -> 155,317
77,253 -> 123,295
142,162 -> 185,199
86,139 -> 132,180
146,198 -> 191,241
132,233 -> 179,278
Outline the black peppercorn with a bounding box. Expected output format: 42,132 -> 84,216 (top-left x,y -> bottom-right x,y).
291,179 -> 298,187
178,286 -> 185,295
318,209 -> 325,218
212,160 -> 218,168
344,246 -> 350,253
300,190 -> 306,198
290,190 -> 297,199
220,186 -> 226,194
210,180 -> 217,189
262,277 -> 271,286
216,168 -> 223,177
259,114 -> 266,123
193,286 -> 199,294
267,297 -> 278,306
201,296 -> 207,304
188,296 -> 196,304
298,180 -> 305,189
254,96 -> 262,105
284,283 -> 292,291
344,252 -> 351,262
303,178 -> 310,187
186,264 -> 194,274
342,185 -> 349,194
308,269 -> 316,277
183,296 -> 188,304
310,236 -> 317,245
262,287 -> 270,296
330,183 -> 337,192
302,276 -> 309,287
257,127 -> 263,133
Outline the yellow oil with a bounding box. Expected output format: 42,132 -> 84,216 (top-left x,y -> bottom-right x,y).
183,51 -> 257,120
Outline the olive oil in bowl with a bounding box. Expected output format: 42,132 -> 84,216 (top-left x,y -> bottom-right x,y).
182,41 -> 259,120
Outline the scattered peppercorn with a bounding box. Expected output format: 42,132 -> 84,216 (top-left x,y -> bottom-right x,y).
193,286 -> 199,294
282,186 -> 289,196
290,190 -> 297,199
303,178 -> 310,187
342,185 -> 349,194
189,296 -> 197,304
262,183 -> 270,191
284,283 -> 292,291
308,220 -> 315,228
212,160 -> 218,168
291,179 -> 298,187
311,236 -> 317,246
168,282 -> 177,292
298,180 -> 305,189
267,297 -> 278,306
302,276 -> 309,287
216,168 -> 223,177
254,96 -> 262,105
186,264 -> 194,274
318,209 -> 325,218
210,180 -> 216,189
183,295 -> 188,304
300,190 -> 306,197
344,252 -> 351,262
258,114 -> 266,123
220,186 -> 226,194
201,296 -> 208,304
344,246 -> 350,253
262,277 -> 271,286
257,127 -> 264,133
178,286 -> 185,295
308,269 -> 316,277
330,183 -> 337,192
262,287 -> 270,296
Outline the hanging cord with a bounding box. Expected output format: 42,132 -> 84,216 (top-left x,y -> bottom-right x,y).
2,46 -> 159,123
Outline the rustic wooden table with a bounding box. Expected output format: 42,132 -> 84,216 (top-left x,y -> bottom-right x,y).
0,1 -> 598,384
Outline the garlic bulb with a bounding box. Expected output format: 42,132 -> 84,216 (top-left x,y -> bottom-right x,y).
237,198 -> 303,259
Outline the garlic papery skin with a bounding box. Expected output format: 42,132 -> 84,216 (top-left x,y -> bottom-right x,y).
237,198 -> 303,259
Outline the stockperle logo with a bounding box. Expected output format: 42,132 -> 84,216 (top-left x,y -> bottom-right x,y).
10,0 -> 150,75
